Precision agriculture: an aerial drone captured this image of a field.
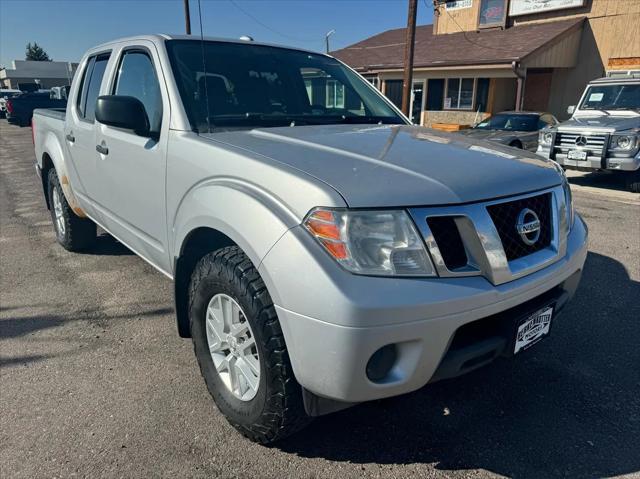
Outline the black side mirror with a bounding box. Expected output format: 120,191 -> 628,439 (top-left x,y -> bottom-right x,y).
95,95 -> 153,138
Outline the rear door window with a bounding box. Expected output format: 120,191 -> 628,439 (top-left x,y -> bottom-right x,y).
77,53 -> 110,122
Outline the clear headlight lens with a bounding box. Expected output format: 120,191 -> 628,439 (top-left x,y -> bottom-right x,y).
303,208 -> 436,276
539,130 -> 553,146
612,135 -> 636,150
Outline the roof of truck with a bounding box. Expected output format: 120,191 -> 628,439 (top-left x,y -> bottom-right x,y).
589,76 -> 640,84
87,34 -> 325,57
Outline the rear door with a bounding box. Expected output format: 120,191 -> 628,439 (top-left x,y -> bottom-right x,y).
93,42 -> 170,273
64,52 -> 111,211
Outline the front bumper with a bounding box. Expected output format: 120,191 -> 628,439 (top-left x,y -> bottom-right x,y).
537,147 -> 640,172
259,214 -> 588,404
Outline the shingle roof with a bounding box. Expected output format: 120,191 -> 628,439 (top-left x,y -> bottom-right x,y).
332,18 -> 585,71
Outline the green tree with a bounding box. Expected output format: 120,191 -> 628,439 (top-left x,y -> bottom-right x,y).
25,42 -> 51,61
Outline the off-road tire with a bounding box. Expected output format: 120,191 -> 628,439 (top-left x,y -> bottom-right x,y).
188,246 -> 310,444
47,168 -> 96,251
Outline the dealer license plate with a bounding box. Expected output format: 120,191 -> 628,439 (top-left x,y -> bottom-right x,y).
514,306 -> 553,354
567,149 -> 587,160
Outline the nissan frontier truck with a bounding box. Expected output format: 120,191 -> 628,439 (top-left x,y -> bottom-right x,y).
32,35 -> 588,444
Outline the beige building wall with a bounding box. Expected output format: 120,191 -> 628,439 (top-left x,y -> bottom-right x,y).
433,0 -> 640,120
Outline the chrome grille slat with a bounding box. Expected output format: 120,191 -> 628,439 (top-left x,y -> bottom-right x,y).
408,187 -> 568,286
554,132 -> 607,153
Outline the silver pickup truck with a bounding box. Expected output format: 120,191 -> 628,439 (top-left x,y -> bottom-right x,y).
536,76 -> 640,192
32,35 -> 588,444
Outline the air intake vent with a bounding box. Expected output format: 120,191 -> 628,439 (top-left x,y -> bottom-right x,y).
426,217 -> 468,270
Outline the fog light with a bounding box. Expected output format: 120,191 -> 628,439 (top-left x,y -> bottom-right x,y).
366,344 -> 397,382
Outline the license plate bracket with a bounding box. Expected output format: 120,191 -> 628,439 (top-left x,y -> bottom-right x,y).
513,305 -> 554,354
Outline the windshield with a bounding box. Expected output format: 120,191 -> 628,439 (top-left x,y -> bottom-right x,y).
165,40 -> 405,131
474,114 -> 539,131
579,84 -> 640,111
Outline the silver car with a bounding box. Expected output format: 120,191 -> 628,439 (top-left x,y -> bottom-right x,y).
460,111 -> 558,151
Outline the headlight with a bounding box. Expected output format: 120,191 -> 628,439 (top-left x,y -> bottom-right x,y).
611,135 -> 637,151
303,208 -> 436,276
539,130 -> 553,146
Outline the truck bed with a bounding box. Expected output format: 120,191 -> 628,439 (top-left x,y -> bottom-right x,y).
33,108 -> 66,121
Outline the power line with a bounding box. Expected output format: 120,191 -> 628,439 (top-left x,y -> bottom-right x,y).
227,0 -> 320,44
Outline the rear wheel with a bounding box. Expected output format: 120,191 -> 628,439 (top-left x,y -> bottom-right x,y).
47,169 -> 96,251
189,246 -> 310,444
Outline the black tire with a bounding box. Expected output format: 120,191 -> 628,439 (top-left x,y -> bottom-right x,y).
47,168 -> 96,251
626,171 -> 640,193
189,246 -> 310,444
509,140 -> 523,149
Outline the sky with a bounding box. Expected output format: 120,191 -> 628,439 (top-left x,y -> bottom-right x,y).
0,0 -> 434,67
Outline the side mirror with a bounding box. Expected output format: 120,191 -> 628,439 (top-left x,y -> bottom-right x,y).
566,105 -> 575,115
95,95 -> 153,138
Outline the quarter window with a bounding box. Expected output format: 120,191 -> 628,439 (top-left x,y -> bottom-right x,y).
113,50 -> 163,134
77,53 -> 110,121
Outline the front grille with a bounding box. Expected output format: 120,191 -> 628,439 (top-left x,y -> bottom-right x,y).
554,132 -> 607,155
487,193 -> 552,261
427,216 -> 467,270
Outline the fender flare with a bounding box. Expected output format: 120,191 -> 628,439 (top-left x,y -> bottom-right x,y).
171,178 -> 302,338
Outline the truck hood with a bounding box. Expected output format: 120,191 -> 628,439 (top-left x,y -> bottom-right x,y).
201,124 -> 561,207
560,115 -> 640,133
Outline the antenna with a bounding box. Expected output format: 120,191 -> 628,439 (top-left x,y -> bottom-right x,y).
197,0 -> 211,133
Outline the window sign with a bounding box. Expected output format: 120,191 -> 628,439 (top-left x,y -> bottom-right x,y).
478,0 -> 507,28
446,0 -> 472,10
509,0 -> 585,17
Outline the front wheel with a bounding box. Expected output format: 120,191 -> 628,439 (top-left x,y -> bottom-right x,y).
188,246 -> 310,443
47,169 -> 96,251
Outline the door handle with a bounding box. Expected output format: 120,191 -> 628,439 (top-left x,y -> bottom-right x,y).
96,144 -> 109,155
65,133 -> 75,143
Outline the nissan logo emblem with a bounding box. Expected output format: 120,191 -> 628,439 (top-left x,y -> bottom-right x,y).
575,135 -> 588,147
516,208 -> 541,246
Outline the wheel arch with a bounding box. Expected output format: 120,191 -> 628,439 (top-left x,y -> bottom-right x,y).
174,227 -> 238,338
39,132 -> 87,217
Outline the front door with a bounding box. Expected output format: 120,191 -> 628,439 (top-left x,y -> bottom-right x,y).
94,42 -> 170,273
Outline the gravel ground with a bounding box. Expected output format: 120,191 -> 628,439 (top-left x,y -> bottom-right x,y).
1,120 -> 639,478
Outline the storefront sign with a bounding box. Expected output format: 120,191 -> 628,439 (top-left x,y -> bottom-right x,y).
509,0 -> 585,17
446,0 -> 472,10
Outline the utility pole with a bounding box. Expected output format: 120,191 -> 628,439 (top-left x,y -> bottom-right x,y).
325,30 -> 335,54
184,0 -> 192,35
401,0 -> 417,118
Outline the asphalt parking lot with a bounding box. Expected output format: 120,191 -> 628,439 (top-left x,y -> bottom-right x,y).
1,120 -> 639,479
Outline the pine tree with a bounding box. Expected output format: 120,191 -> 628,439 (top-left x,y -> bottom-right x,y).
25,42 -> 51,61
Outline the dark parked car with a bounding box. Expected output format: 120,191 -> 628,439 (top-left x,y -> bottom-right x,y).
6,92 -> 67,126
459,111 -> 558,151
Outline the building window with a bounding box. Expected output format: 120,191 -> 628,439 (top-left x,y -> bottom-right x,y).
363,75 -> 380,89
478,0 -> 507,29
444,78 -> 474,110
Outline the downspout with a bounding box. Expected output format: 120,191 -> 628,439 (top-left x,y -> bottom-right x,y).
512,61 -> 526,111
